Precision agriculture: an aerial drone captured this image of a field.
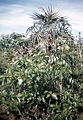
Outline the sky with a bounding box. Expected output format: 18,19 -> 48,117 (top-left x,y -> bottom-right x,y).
0,0 -> 83,37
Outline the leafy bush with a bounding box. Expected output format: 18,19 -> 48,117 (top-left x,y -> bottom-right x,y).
0,47 -> 82,120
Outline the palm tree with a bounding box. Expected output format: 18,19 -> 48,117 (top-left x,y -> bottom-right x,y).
26,7 -> 72,56
26,6 -> 73,97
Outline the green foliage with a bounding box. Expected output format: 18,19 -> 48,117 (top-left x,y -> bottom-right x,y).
0,47 -> 82,119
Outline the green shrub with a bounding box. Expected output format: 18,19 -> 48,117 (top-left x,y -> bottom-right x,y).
0,47 -> 82,119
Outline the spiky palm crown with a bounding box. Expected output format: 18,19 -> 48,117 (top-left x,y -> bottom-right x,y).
26,6 -> 72,46
33,7 -> 60,25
